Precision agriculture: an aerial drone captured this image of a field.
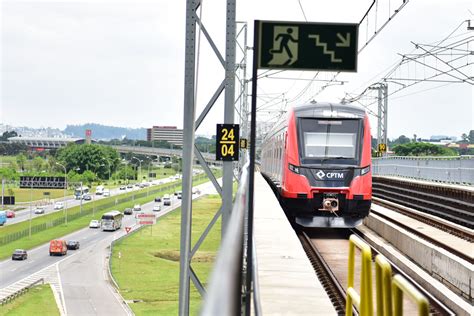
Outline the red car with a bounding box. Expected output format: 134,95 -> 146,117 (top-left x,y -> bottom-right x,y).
6,210 -> 15,218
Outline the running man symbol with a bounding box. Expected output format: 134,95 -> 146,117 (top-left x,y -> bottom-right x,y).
268,26 -> 299,66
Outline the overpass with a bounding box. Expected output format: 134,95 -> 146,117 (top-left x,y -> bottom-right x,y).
111,145 -> 222,165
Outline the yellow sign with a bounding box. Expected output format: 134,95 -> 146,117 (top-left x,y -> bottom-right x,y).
240,138 -> 248,149
216,124 -> 240,161
378,143 -> 387,153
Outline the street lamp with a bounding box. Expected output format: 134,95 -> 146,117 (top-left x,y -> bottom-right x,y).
56,162 -> 68,225
101,158 -> 111,182
132,157 -> 142,182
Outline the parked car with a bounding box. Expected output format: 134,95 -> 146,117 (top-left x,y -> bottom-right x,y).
154,196 -> 162,202
82,194 -> 92,201
54,202 -> 64,210
6,210 -> 15,218
133,204 -> 141,211
49,239 -> 67,256
103,189 -> 110,197
163,194 -> 171,206
124,208 -> 133,215
34,207 -> 45,214
66,240 -> 80,250
89,220 -> 101,228
152,204 -> 162,212
12,249 -> 28,260
119,186 -> 126,190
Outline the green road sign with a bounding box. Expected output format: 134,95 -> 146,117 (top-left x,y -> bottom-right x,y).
258,20 -> 358,72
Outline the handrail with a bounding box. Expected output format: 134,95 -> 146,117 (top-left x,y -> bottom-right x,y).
252,235 -> 262,316
201,157 -> 250,315
375,255 -> 393,316
392,275 -> 429,316
0,278 -> 44,305
346,235 -> 373,316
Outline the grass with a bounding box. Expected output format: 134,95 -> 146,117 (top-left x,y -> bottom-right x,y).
0,284 -> 60,316
0,171 -> 219,260
6,188 -> 73,204
111,194 -> 222,315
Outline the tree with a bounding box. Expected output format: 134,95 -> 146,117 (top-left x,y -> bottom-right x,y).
32,156 -> 45,172
469,130 -> 474,144
56,144 -> 120,179
392,142 -> 457,156
0,130 -> 18,141
16,154 -> 27,171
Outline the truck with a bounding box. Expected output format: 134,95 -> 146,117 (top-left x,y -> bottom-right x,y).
49,239 -> 68,256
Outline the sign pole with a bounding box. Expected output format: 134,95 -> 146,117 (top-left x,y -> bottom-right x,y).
245,19 -> 260,316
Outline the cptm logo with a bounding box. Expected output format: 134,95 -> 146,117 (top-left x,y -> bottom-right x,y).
316,170 -> 344,180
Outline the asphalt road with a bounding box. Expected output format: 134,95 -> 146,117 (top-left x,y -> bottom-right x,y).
0,179 -> 217,314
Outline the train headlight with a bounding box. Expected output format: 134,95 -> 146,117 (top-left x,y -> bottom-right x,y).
288,164 -> 300,174
360,165 -> 371,175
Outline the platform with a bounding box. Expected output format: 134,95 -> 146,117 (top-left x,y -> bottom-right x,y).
253,173 -> 336,315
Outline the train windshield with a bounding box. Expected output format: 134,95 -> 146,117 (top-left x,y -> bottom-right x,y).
298,118 -> 362,164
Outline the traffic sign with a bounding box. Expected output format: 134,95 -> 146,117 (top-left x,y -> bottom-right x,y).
2,196 -> 15,205
125,226 -> 132,233
216,124 -> 240,161
240,138 -> 248,149
137,212 -> 156,225
20,176 -> 66,189
378,143 -> 387,153
258,20 -> 358,72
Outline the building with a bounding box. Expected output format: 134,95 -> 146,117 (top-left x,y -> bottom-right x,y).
146,126 -> 183,147
8,136 -> 92,150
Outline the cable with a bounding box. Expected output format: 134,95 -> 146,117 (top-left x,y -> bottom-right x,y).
297,0 -> 308,22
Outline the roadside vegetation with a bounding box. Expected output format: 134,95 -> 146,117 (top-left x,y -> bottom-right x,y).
111,194 -> 222,315
0,284 -> 60,316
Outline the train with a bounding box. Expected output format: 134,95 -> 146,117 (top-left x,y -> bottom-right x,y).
260,101 -> 372,228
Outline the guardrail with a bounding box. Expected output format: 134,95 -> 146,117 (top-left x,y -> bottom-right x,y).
372,155 -> 474,185
0,278 -> 44,305
201,157 -> 261,315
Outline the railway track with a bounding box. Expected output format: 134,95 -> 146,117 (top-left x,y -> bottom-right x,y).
372,177 -> 474,229
297,228 -> 454,315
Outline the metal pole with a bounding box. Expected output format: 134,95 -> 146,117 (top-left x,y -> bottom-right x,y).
221,0 -> 237,236
179,1 -> 197,314
245,19 -> 259,316
29,181 -> 33,238
1,178 -> 4,210
383,84 -> 388,156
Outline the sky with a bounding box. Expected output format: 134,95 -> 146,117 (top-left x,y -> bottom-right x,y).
1,0 -> 473,140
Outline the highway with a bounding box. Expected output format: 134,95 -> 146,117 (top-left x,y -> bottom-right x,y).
3,175 -> 180,226
0,179 -> 217,314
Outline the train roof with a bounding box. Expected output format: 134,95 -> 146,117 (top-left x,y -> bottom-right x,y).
292,101 -> 366,119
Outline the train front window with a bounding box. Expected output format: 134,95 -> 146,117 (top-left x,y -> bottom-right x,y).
298,118 -> 362,164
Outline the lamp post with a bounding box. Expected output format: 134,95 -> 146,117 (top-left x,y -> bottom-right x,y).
101,158 -> 111,182
56,162 -> 68,225
132,157 -> 142,182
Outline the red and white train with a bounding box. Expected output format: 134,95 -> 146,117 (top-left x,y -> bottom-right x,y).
260,102 -> 372,228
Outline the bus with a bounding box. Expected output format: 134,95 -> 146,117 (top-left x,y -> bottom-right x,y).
101,210 -> 123,231
0,211 -> 6,226
74,186 -> 89,200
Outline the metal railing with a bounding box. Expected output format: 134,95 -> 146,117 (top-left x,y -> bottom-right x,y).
201,158 -> 261,315
372,155 -> 474,185
0,278 -> 44,305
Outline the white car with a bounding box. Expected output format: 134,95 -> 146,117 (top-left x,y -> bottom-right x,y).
89,220 -> 101,228
152,204 -> 161,212
34,207 -> 45,214
133,204 -> 141,211
54,202 -> 64,210
103,189 -> 110,197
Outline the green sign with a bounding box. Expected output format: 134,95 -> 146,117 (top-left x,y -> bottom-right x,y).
258,20 -> 358,72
